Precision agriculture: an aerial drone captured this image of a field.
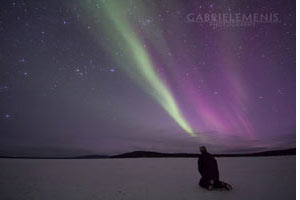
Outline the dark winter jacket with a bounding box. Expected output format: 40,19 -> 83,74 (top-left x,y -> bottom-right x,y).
198,152 -> 219,181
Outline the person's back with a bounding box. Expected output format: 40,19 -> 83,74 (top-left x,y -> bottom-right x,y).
198,150 -> 219,182
198,146 -> 232,191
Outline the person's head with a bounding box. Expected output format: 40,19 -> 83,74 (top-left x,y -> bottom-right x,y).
199,146 -> 207,154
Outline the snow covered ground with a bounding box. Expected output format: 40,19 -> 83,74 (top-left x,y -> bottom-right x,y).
0,156 -> 295,200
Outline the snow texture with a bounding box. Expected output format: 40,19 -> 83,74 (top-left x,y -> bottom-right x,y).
0,156 -> 295,200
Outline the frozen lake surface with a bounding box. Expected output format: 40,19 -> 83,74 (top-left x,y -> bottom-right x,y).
0,156 -> 295,200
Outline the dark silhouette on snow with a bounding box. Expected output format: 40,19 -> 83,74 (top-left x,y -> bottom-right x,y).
198,146 -> 232,190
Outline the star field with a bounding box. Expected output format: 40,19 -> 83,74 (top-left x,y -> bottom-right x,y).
0,0 -> 295,155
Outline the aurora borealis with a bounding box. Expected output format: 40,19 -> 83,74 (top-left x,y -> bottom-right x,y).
88,1 -> 195,136
0,0 -> 295,155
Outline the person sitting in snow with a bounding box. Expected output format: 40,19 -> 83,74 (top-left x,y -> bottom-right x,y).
198,146 -> 232,190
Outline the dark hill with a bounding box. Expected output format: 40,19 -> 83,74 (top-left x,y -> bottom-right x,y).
0,148 -> 295,159
111,148 -> 296,158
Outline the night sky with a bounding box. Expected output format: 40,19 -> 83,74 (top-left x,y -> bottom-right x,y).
0,0 -> 295,156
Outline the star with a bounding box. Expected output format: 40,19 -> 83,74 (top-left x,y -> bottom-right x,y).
0,86 -> 8,90
139,18 -> 152,26
4,114 -> 10,118
277,89 -> 283,94
19,58 -> 25,63
0,86 -> 8,94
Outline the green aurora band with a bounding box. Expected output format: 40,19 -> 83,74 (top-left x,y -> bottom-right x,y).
82,1 -> 195,136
